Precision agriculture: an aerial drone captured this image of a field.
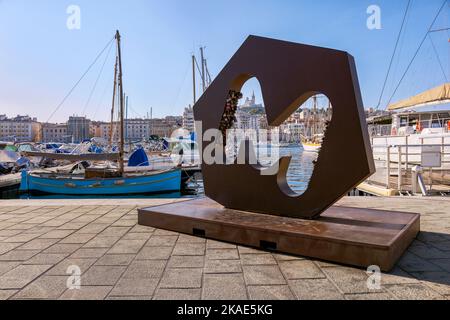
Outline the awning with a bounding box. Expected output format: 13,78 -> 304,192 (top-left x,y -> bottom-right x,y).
387,83 -> 450,111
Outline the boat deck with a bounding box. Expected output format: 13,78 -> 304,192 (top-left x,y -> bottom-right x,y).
0,173 -> 21,189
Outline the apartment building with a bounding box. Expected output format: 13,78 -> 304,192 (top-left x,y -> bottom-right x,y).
0,115 -> 41,142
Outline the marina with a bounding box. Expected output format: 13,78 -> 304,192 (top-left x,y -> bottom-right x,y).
1,31 -> 202,200
1,29 -> 448,201
1,0 -> 450,304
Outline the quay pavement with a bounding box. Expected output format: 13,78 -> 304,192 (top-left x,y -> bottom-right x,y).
0,197 -> 449,300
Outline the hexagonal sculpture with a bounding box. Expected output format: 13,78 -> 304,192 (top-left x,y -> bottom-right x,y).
193,35 -> 375,219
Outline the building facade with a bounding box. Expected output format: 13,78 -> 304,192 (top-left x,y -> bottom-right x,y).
125,119 -> 150,141
89,122 -> 102,139
97,122 -> 119,143
67,116 -> 91,143
182,106 -> 195,133
235,110 -> 262,131
0,115 -> 41,142
42,123 -> 69,143
149,117 -> 181,138
93,116 -> 182,142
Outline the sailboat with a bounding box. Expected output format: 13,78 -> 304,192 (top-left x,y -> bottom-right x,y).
20,31 -> 182,196
0,142 -> 33,193
301,140 -> 321,153
301,96 -> 322,153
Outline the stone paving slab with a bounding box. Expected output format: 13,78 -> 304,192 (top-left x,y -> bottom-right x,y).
0,197 -> 449,300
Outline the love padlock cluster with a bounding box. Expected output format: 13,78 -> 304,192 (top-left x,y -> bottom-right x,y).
219,90 -> 242,144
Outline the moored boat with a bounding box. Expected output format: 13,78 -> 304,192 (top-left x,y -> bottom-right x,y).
368,84 -> 450,165
0,172 -> 22,191
20,168 -> 181,195
300,95 -> 327,153
301,141 -> 321,153
19,31 -> 183,197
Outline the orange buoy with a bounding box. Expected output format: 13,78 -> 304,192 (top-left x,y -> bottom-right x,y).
391,127 -> 397,136
416,122 -> 423,132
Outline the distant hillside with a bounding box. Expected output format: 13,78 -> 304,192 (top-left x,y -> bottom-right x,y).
240,104 -> 265,115
239,105 -> 305,116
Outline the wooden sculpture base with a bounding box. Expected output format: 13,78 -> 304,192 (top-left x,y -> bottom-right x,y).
138,198 -> 420,271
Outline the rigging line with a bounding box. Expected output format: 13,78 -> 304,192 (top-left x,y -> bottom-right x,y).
128,105 -> 144,119
91,74 -> 113,120
93,54 -> 116,121
447,0 -> 449,80
125,97 -> 145,119
205,60 -> 212,84
81,39 -> 114,117
429,27 -> 450,33
170,57 -> 191,114
45,36 -> 116,123
390,10 -> 410,96
428,34 -> 449,82
194,56 -> 202,77
375,0 -> 411,110
386,0 -> 447,108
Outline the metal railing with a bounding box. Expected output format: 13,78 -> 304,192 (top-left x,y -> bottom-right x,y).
368,124 -> 392,137
369,118 -> 450,137
368,140 -> 450,194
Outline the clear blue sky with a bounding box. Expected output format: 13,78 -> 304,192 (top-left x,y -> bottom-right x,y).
0,0 -> 448,123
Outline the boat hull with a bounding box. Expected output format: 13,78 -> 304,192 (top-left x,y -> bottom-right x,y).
0,172 -> 21,190
20,169 -> 181,195
301,143 -> 321,153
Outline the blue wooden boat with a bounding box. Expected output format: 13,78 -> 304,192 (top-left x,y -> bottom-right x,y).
20,168 -> 181,195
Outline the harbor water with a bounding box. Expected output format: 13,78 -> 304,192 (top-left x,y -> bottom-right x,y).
2,146 -> 318,200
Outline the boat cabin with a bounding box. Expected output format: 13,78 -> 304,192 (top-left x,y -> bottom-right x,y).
368,83 -> 450,137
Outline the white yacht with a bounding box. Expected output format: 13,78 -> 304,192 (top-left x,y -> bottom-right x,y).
368,83 -> 450,165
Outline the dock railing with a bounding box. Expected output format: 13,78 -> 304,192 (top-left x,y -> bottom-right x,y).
369,117 -> 450,137
368,124 -> 392,137
368,137 -> 450,195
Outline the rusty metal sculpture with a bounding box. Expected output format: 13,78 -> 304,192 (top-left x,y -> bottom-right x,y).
193,35 -> 375,219
138,36 -> 419,271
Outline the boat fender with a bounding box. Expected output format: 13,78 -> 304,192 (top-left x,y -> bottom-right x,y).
114,180 -> 125,186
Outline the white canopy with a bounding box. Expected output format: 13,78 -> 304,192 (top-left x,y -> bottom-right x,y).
388,83 -> 450,111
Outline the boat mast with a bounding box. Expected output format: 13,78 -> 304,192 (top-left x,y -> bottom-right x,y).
312,95 -> 317,138
125,94 -> 128,144
116,30 -> 125,176
200,47 -> 206,92
192,54 -> 197,105
110,56 -> 118,146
